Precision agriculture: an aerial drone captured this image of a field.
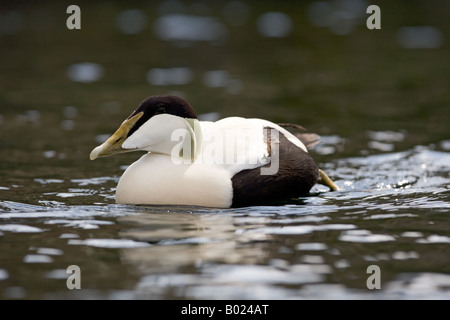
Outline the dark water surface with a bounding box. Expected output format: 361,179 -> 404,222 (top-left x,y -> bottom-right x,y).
0,1 -> 449,299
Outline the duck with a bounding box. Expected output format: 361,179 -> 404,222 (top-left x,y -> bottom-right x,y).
89,95 -> 339,208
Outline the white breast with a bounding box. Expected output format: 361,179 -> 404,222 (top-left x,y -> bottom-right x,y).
115,153 -> 233,208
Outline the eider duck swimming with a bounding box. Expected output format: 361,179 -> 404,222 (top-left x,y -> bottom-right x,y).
90,95 -> 339,208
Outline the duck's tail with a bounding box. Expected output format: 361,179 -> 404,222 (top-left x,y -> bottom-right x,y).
278,123 -> 340,192
278,123 -> 320,149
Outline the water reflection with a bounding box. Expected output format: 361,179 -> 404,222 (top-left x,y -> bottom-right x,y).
66,62 -> 104,83
115,9 -> 147,35
0,224 -> 44,233
16,110 -> 41,127
146,67 -> 194,86
367,130 -> 406,152
339,229 -> 395,243
257,12 -> 293,38
307,0 -> 368,35
116,212 -> 258,274
223,1 -> 250,27
396,26 -> 444,49
153,14 -> 228,44
0,10 -> 24,35
202,70 -> 243,94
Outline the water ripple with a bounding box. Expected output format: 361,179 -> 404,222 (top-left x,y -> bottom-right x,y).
0,146 -> 449,299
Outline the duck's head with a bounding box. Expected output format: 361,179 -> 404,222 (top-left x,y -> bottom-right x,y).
90,95 -> 201,161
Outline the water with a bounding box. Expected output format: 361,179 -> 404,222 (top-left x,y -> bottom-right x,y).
1,144 -> 449,299
1,1 -> 449,300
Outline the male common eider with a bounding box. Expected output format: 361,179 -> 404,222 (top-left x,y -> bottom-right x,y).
90,95 -> 339,208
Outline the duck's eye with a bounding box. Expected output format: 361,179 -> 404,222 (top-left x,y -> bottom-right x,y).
155,106 -> 166,114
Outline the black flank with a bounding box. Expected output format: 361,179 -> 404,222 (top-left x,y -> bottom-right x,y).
231,128 -> 319,207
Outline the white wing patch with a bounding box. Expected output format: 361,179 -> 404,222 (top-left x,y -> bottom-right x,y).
196,117 -> 307,176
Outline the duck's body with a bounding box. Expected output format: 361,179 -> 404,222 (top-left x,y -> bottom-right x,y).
90,96 -> 339,208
